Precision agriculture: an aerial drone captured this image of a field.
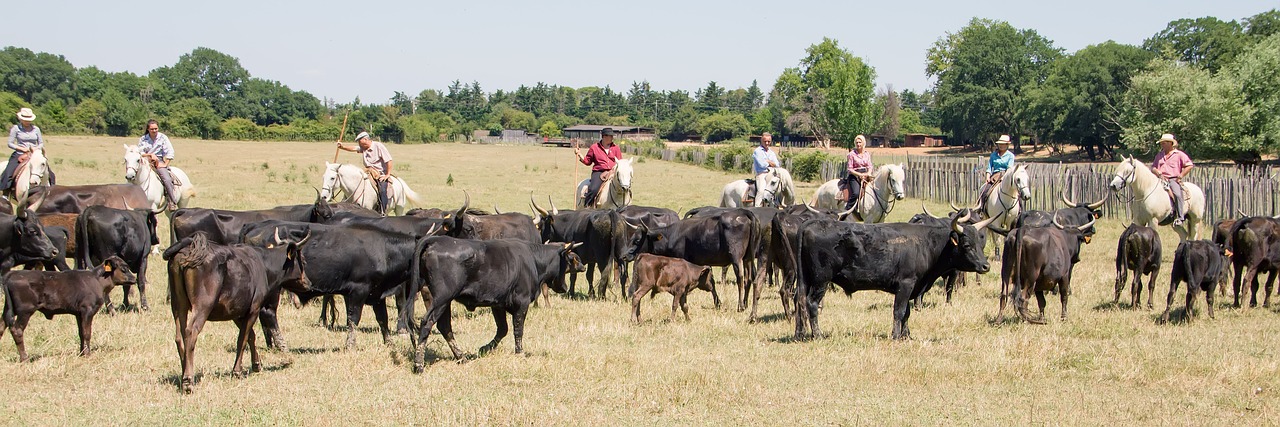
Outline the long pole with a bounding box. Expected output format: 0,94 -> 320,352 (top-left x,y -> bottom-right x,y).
572,138 -> 580,205
332,111 -> 350,163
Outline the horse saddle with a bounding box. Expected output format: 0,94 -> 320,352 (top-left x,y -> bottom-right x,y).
1156,181 -> 1190,225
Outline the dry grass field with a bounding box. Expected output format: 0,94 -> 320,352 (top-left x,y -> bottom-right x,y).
1,136 -> 1277,425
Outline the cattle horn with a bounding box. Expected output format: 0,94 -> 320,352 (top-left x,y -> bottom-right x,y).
952,211 -> 973,234
457,191 -> 471,216
622,220 -> 639,230
531,194 -> 549,216
549,196 -> 558,216
805,202 -> 821,215
949,201 -> 964,212
987,224 -> 1010,236
971,215 -> 997,233
274,227 -> 284,246
493,205 -> 502,215
565,242 -> 584,250
1236,208 -> 1249,218
1076,218 -> 1096,232
1060,190 -> 1078,208
298,229 -> 312,245
921,202 -> 942,219
1052,212 -> 1065,230
424,223 -> 441,236
1086,193 -> 1108,210
836,205 -> 857,219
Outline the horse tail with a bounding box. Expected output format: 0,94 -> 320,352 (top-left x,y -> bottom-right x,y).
400,179 -> 423,207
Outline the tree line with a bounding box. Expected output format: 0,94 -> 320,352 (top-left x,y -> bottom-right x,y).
1,8 -> 1276,160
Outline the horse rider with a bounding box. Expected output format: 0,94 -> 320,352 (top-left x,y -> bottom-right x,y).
976,134 -> 1015,211
3,107 -> 55,198
1153,133 -> 1193,226
574,127 -> 622,208
337,131 -> 394,215
746,132 -> 779,204
138,119 -> 179,211
842,134 -> 873,210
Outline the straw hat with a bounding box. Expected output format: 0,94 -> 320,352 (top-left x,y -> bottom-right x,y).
16,108 -> 35,121
995,134 -> 1011,145
1157,133 -> 1178,145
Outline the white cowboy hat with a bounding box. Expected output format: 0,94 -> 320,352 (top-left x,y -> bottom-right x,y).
995,134 -> 1011,145
1157,133 -> 1178,145
16,108 -> 35,121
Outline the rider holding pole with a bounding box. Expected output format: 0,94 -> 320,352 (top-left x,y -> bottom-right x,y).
574,127 -> 621,208
337,131 -> 394,215
1153,133 -> 1193,225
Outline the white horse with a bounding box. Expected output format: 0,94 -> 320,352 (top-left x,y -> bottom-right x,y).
978,164 -> 1031,257
811,164 -> 906,223
1108,155 -> 1204,241
123,144 -> 196,213
13,148 -> 51,202
719,167 -> 796,208
577,158 -> 635,209
319,162 -> 422,215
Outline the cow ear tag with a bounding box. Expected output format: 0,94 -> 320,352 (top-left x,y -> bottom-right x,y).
104,264 -> 113,272
950,236 -> 958,246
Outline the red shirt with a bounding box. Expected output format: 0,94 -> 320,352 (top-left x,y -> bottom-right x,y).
580,142 -> 622,172
1153,149 -> 1193,179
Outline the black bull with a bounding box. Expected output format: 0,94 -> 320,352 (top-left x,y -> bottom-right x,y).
621,209 -> 760,317
795,213 -> 996,340
531,196 -> 624,299
793,213 -> 993,340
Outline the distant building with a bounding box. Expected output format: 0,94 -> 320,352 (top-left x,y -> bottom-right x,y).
904,133 -> 947,147
563,125 -> 656,142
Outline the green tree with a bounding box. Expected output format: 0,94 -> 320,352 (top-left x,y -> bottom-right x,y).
1024,41 -> 1154,160
749,108 -> 774,135
539,120 -> 562,138
1119,59 -> 1251,158
1246,9 -> 1280,39
150,47 -> 250,118
927,18 -> 1062,149
36,100 -> 74,133
0,47 -> 77,105
1143,17 -> 1247,73
696,111 -> 751,143
71,98 -> 107,133
875,85 -> 901,143
0,91 -> 30,126
1225,33 -> 1280,152
774,38 -> 878,146
101,88 -> 148,136
165,98 -> 220,139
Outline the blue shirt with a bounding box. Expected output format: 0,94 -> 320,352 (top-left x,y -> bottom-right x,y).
752,146 -> 779,175
987,150 -> 1014,173
139,132 -> 175,160
8,124 -> 44,152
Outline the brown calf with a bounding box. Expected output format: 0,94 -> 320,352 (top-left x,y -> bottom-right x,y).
164,231 -> 310,393
1,256 -> 135,361
628,254 -> 715,322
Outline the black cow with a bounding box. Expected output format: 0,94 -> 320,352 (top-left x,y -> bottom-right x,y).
1225,216 -> 1280,308
772,203 -> 840,318
795,212 -> 995,340
616,205 -> 680,285
406,237 -> 576,372
622,209 -> 760,315
1,257 -> 135,362
1161,240 -> 1229,323
531,196 -> 623,298
164,231 -> 310,393
1013,192 -> 1106,234
907,204 -> 987,305
684,206 -> 774,320
20,225 -> 72,271
170,190 -> 338,245
75,206 -> 158,311
999,215 -> 1096,324
445,192 -> 539,242
1211,215 -> 1247,297
28,184 -> 149,214
1113,224 -> 1162,309
240,220 -> 429,348
0,203 -> 61,274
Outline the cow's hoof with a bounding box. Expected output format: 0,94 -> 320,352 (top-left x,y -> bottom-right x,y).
232,369 -> 247,379
412,364 -> 425,374
181,378 -> 194,394
251,363 -> 262,373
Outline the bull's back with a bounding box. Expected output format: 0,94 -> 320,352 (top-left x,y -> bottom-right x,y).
36,184 -> 148,214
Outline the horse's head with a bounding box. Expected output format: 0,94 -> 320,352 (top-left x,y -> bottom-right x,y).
1109,156 -> 1138,192
882,164 -> 906,200
1011,165 -> 1031,201
24,148 -> 48,187
755,168 -> 784,206
614,158 -> 634,190
122,144 -> 143,181
319,162 -> 342,201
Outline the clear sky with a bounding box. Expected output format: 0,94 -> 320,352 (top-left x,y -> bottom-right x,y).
6,1 -> 1274,104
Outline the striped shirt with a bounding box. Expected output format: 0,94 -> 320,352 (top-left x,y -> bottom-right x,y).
8,124 -> 44,152
847,150 -> 872,173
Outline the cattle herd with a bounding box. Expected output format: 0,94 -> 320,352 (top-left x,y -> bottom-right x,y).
0,171 -> 1277,394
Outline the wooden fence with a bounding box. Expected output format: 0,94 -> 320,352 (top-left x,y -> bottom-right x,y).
622,144 -> 1280,223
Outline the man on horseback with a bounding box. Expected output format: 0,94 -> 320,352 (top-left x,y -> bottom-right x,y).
841,134 -> 873,210
1153,133 -> 1193,226
574,127 -> 622,208
138,119 -> 179,211
745,132 -> 779,205
976,134 -> 1015,211
337,131 -> 394,215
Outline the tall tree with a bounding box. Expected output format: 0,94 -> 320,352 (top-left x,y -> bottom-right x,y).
150,47 -> 250,118
1119,59 -> 1251,158
1225,33 -> 1280,153
1143,17 -> 1246,73
0,47 -> 77,106
876,84 -> 901,143
927,18 -> 1062,149
773,38 -> 877,146
1024,41 -> 1154,160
